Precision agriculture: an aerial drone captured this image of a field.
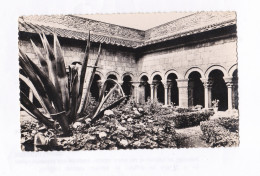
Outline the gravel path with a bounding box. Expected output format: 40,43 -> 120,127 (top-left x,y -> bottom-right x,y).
175,125 -> 209,148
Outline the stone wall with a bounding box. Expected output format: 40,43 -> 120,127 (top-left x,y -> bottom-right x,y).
137,36 -> 237,82
18,37 -> 138,83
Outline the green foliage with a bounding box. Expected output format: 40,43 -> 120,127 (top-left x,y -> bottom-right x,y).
200,115 -> 239,147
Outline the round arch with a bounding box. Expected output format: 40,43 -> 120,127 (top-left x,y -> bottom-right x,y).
165,69 -> 180,79
228,64 -> 238,77
106,71 -> 120,80
121,72 -> 134,82
150,71 -> 165,83
94,71 -> 105,82
205,65 -> 228,79
139,72 -> 149,82
185,67 -> 205,79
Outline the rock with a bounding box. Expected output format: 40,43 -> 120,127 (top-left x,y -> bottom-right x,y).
111,146 -> 118,150
117,126 -> 127,131
104,110 -> 114,116
85,118 -> 91,124
138,108 -> 144,113
133,140 -> 141,147
134,110 -> 141,116
148,119 -> 153,123
34,132 -> 47,146
121,120 -> 126,123
120,139 -> 128,147
72,122 -> 82,129
133,107 -> 137,111
31,130 -> 37,135
85,134 -> 96,141
127,118 -> 133,122
99,132 -> 107,139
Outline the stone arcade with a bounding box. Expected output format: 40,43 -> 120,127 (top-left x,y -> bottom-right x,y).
19,12 -> 238,111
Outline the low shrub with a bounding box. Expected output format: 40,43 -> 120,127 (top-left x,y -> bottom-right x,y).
175,107 -> 195,113
214,116 -> 239,132
200,115 -> 239,147
173,111 -> 213,128
160,110 -> 213,129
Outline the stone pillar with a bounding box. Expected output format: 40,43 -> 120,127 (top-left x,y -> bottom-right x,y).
163,83 -> 168,105
167,84 -> 172,106
201,79 -> 213,109
154,84 -> 158,101
132,83 -> 140,104
188,81 -> 194,107
227,83 -> 233,110
29,89 -> 33,102
224,77 -> 234,110
97,80 -> 104,96
150,84 -> 154,101
176,79 -> 189,108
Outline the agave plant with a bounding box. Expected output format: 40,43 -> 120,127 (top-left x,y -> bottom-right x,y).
19,32 -> 126,136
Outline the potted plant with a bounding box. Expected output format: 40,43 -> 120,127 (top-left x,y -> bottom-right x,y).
212,99 -> 219,113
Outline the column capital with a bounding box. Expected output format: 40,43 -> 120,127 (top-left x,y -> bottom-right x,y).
131,82 -> 140,87
176,79 -> 189,88
162,82 -> 169,89
224,76 -> 233,84
201,78 -> 213,88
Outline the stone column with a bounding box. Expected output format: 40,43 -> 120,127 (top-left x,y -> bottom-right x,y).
226,83 -> 233,110
176,79 -> 189,108
167,84 -> 172,106
29,89 -> 33,102
188,81 -> 194,107
132,83 -> 140,104
97,80 -> 104,96
163,83 -> 168,105
224,77 -> 234,110
150,84 -> 154,101
201,79 -> 213,109
154,84 -> 158,102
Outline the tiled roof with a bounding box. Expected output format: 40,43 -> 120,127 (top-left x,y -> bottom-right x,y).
18,19 -> 143,48
18,12 -> 236,48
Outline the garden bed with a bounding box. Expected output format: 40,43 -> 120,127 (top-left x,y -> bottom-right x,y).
200,114 -> 239,147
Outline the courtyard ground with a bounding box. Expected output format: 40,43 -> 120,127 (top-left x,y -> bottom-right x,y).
175,125 -> 209,148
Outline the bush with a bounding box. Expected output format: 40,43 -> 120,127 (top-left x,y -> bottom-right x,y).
200,115 -> 239,147
160,110 -> 213,128
214,116 -> 239,132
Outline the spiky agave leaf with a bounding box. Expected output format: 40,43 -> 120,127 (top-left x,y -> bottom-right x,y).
68,65 -> 80,123
77,31 -> 91,112
22,50 -> 64,112
19,51 -> 70,134
19,53 -> 56,114
91,96 -> 126,123
20,91 -> 56,130
80,43 -> 102,114
42,34 -> 62,100
19,74 -> 49,114
92,79 -> 126,119
53,34 -> 69,111
30,39 -> 49,75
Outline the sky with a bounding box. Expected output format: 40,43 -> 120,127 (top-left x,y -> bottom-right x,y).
76,12 -> 195,30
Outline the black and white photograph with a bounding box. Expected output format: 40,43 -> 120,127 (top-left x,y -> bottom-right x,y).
1,0 -> 260,175
19,12 -> 239,151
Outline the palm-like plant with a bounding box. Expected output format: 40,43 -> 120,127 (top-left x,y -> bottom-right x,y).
19,32 -> 126,136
